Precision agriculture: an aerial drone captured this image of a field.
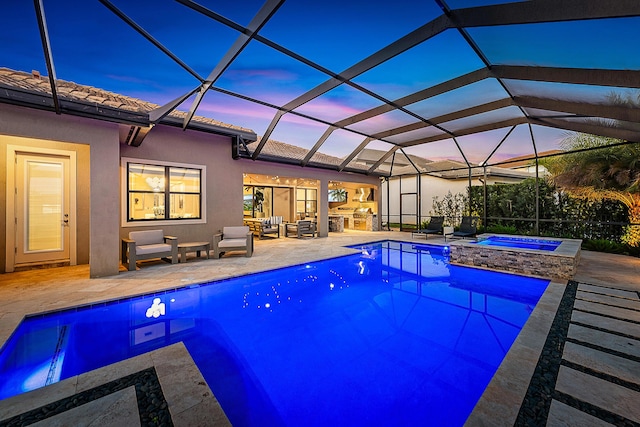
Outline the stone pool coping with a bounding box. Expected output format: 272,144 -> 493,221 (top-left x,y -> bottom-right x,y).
0,342 -> 230,426
448,234 -> 582,280
464,279 -> 566,427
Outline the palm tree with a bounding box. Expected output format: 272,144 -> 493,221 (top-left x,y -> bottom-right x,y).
543,133 -> 640,246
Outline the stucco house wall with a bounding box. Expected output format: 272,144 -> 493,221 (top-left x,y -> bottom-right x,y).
1,103 -> 380,277
0,103 -> 117,277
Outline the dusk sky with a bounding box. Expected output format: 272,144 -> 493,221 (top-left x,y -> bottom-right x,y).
2,1 -> 638,167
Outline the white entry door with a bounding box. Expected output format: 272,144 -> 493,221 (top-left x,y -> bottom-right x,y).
14,153 -> 71,265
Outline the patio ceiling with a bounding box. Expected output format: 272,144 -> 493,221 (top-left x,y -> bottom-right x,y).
2,0 -> 640,177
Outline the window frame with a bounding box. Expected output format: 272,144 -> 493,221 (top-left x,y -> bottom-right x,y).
121,157 -> 206,227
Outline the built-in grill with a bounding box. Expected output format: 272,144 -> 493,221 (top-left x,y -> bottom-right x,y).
353,207 -> 372,230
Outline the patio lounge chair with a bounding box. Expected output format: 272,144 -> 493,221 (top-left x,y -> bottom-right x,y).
213,226 -> 253,258
121,229 -> 178,271
411,216 -> 444,239
453,216 -> 479,239
285,220 -> 316,238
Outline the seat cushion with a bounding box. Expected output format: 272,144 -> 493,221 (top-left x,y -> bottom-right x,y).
136,243 -> 172,255
218,238 -> 247,248
223,226 -> 249,239
130,230 -> 164,246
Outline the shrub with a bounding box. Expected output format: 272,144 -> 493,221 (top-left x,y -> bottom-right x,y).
581,239 -> 627,254
485,224 -> 518,235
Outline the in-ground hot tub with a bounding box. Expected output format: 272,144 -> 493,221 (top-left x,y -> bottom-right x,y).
448,234 -> 582,280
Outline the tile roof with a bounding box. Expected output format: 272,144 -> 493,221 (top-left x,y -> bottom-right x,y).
0,68 -> 254,135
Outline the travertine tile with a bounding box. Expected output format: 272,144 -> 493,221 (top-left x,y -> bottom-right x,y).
576,290 -> 640,310
572,311 -> 640,339
573,299 -> 640,323
0,375 -> 78,420
30,387 -> 140,427
75,353 -> 154,393
567,324 -> 640,359
556,366 -> 640,424
547,399 -> 614,427
563,341 -> 640,385
578,284 -> 639,300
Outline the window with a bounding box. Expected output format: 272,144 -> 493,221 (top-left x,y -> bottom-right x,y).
243,186 -> 273,218
296,188 -> 317,219
122,158 -> 205,225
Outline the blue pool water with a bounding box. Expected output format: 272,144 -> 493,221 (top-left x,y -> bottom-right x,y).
0,241 -> 549,426
472,236 -> 562,251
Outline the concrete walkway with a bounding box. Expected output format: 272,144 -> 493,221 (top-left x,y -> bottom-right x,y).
0,231 -> 638,426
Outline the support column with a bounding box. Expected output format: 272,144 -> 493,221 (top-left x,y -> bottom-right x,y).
317,178 -> 329,237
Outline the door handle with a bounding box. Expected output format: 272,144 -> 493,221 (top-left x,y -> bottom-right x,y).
63,213 -> 69,225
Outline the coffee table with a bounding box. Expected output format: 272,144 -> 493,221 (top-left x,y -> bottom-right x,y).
177,241 -> 211,263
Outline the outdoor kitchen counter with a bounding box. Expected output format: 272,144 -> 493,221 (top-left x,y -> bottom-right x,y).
328,215 -> 345,232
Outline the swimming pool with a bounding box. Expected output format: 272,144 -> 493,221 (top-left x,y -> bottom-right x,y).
0,240 -> 549,426
471,236 -> 561,251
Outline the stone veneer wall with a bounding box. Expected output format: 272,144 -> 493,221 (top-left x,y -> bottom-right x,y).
448,245 -> 580,280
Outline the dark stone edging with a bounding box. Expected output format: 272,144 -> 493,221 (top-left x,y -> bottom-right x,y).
0,367 -> 173,427
514,280 -> 577,426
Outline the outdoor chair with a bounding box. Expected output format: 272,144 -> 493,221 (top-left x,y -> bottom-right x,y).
285,220 -> 316,238
245,217 -> 280,239
213,226 -> 253,258
452,216 -> 479,239
121,229 -> 178,271
411,216 -> 444,239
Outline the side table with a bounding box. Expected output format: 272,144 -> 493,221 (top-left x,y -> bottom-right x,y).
178,241 -> 211,263
443,226 -> 454,241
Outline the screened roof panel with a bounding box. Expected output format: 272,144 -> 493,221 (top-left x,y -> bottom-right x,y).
401,139 -> 466,164
560,116 -> 640,133
199,90 -> 277,142
485,124 -> 537,164
194,0 -> 266,26
291,83 -> 384,124
343,140 -> 396,173
312,130 -> 369,160
258,0 -> 443,72
503,79 -> 640,105
107,0 -> 239,79
351,30 -> 486,101
45,1 -> 201,105
468,17 -> 640,70
1,1 -> 639,178
215,40 -> 330,107
267,114 -> 331,152
530,125 -> 570,154
345,109 -> 421,136
0,2 -> 46,75
387,126 -> 448,145
439,106 -> 524,134
456,128 -> 520,165
405,78 -> 509,120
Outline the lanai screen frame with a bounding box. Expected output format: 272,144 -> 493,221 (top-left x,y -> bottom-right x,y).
5,1 -> 640,199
